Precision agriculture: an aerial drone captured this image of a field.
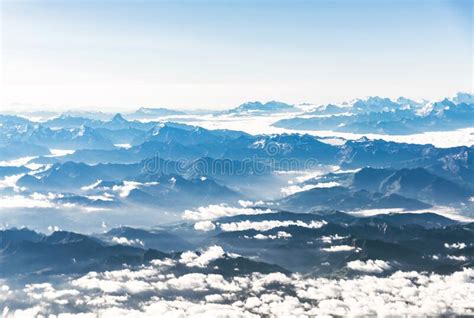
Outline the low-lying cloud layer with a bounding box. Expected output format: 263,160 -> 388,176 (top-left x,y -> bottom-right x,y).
2,246 -> 473,317
219,219 -> 326,232
183,204 -> 274,221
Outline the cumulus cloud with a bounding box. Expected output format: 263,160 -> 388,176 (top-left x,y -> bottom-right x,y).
281,182 -> 340,196
97,180 -> 159,198
194,221 -> 216,232
47,225 -> 60,232
85,193 -> 114,201
112,181 -> 142,198
0,156 -> 37,167
80,179 -> 103,191
250,231 -> 292,240
0,174 -> 26,192
274,166 -> 339,184
320,245 -> 358,252
47,149 -> 75,157
349,207 -> 474,223
445,243 -> 467,250
183,204 -> 273,221
447,255 -> 468,262
0,194 -> 56,209
320,234 -> 348,244
111,236 -> 144,247
220,220 -> 326,232
179,245 -> 226,267
0,192 -> 109,212
3,266 -> 474,317
347,260 -> 392,273
238,200 -> 257,208
114,144 -> 132,149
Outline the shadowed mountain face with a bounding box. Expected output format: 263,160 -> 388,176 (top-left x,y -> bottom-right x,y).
17,161 -> 147,191
0,229 -> 151,276
378,168 -> 472,205
199,211 -> 473,274
0,227 -> 287,278
351,167 -> 473,205
276,186 -> 431,212
100,226 -> 195,252
20,126 -> 472,188
1,210 -> 471,281
0,142 -> 51,161
352,167 -> 395,191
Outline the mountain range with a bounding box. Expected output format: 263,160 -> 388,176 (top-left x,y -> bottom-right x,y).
273,93 -> 474,134
2,209 -> 472,280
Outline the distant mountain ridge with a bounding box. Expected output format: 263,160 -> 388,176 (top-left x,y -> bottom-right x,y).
1,208 -> 470,279
273,93 -> 474,134
128,107 -> 186,118
220,101 -> 299,115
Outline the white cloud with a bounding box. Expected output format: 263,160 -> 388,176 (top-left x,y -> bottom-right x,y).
179,245 -> 226,268
252,231 -> 292,240
80,180 -> 103,191
244,296 -> 261,309
348,207 -> 474,223
275,231 -> 292,239
114,144 -> 132,149
273,166 -> 339,184
220,220 -> 326,232
150,258 -> 176,267
183,204 -> 274,221
281,181 -> 340,196
0,194 -> 55,209
321,245 -> 358,252
111,236 -> 144,247
47,149 -> 75,157
0,174 -> 26,192
27,163 -> 52,176
347,260 -> 392,273
48,225 -> 60,232
166,273 -> 210,291
112,181 -> 142,198
167,273 -> 241,293
194,221 -> 216,232
238,200 -> 253,208
0,192 -> 98,211
86,193 -> 115,201
445,243 -> 467,250
253,233 -> 268,240
3,266 -> 474,317
320,234 -> 347,244
447,255 -> 468,262
111,181 -> 159,197
0,156 -> 37,167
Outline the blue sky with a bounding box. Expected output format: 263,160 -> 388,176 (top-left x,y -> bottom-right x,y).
1,0 -> 472,111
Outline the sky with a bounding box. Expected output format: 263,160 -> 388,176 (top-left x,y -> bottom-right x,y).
0,0 -> 472,111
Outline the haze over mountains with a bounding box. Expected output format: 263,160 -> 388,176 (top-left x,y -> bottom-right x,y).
1,93 -> 473,316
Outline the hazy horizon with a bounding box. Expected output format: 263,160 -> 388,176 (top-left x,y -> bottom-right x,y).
2,91 -> 472,114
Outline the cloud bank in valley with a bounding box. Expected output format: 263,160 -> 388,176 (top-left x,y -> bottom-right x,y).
1,245 -> 473,317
